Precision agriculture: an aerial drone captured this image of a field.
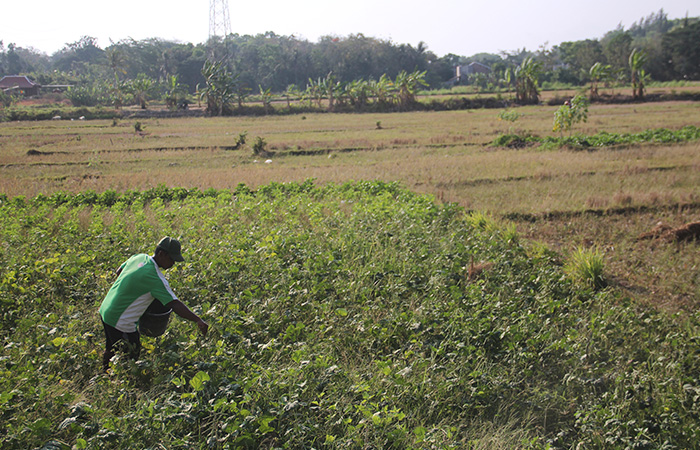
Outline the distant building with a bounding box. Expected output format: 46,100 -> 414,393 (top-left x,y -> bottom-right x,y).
456,62 -> 492,81
445,62 -> 493,86
0,75 -> 41,96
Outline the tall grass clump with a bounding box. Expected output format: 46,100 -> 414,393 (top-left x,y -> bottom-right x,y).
565,246 -> 607,290
1,181 -> 699,449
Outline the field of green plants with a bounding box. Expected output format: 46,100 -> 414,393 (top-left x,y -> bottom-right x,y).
0,182 -> 698,449
1,94 -> 699,449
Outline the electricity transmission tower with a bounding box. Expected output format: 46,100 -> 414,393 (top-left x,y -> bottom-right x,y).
209,0 -> 232,39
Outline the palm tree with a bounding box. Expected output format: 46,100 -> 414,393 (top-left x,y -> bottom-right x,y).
105,48 -> 128,109
109,75 -> 128,109
629,48 -> 648,100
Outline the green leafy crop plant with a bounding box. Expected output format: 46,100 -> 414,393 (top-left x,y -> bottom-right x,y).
1,181 -> 699,449
492,125 -> 700,150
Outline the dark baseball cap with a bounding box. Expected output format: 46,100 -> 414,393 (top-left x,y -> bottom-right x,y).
157,236 -> 185,262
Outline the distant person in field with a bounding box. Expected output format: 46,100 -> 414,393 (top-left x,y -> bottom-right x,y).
99,237 -> 208,372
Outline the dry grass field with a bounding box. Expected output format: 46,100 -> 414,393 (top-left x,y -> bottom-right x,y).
1,98 -> 699,311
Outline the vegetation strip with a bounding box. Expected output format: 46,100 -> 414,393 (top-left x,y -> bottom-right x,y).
493,125 -> 700,149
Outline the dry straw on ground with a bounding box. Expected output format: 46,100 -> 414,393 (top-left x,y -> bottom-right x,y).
637,221 -> 700,242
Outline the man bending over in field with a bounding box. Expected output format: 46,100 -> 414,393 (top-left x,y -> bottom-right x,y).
99,237 -> 209,372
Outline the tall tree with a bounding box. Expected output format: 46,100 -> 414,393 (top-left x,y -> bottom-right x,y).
602,30 -> 632,72
662,20 -> 700,80
52,36 -> 105,75
556,40 -> 604,81
5,43 -> 34,75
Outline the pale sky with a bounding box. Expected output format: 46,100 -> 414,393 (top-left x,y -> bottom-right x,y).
2,0 -> 697,58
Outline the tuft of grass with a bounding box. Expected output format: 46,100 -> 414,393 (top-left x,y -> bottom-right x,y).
565,246 -> 607,290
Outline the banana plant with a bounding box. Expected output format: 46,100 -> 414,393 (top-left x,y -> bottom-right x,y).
346,79 -> 371,108
258,84 -> 272,110
128,73 -> 156,109
629,48 -> 648,100
283,84 -> 300,109
394,70 -> 427,109
514,57 -> 542,105
198,60 -> 238,116
109,73 -> 128,109
499,67 -> 514,91
589,62 -> 612,100
370,74 -> 393,106
164,75 -> 187,110
305,77 -> 324,108
321,72 -> 339,111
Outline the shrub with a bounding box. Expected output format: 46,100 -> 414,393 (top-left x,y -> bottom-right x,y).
553,94 -> 589,136
252,136 -> 268,156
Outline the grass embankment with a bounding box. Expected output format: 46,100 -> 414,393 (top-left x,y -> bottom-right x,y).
1,182 -> 699,449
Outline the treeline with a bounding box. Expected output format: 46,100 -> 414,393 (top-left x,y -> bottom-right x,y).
0,9 -> 698,108
0,33 -> 451,95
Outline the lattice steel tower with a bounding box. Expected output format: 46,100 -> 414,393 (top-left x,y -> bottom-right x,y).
209,0 -> 232,38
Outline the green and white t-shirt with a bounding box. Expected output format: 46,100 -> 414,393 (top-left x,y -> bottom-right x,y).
99,254 -> 178,333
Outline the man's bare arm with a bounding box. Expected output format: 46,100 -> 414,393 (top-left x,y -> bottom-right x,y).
170,299 -> 209,336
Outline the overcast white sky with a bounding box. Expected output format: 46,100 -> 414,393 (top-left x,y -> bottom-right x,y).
1,0 -> 697,58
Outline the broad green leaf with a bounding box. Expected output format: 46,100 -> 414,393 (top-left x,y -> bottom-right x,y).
189,371 -> 210,391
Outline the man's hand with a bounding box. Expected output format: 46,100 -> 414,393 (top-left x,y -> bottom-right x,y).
197,319 -> 209,337
170,300 -> 209,337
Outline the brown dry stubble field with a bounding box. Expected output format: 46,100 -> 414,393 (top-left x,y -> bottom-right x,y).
1,98 -> 699,311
